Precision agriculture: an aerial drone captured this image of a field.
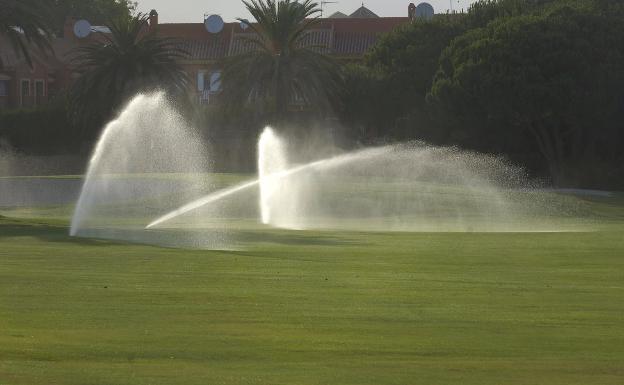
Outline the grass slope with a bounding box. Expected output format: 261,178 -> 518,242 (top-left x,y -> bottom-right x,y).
1,215 -> 623,385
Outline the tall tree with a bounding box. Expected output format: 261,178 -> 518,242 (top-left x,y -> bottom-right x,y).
339,17 -> 464,141
222,0 -> 343,125
428,0 -> 624,186
0,0 -> 53,68
465,0 -> 555,28
69,13 -> 188,131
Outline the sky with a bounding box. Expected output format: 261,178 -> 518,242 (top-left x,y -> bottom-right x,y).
135,0 -> 478,23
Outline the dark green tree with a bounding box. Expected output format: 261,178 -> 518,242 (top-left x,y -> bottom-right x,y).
465,0 -> 554,28
339,17 -> 464,141
429,1 -> 624,185
69,13 -> 188,131
0,0 -> 53,68
222,0 -> 343,125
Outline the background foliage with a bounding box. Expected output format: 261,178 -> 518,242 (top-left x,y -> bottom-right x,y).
1,0 -> 623,188
0,103 -> 81,154
338,0 -> 624,188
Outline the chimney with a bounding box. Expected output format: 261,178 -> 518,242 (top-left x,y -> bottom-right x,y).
149,9 -> 159,30
408,3 -> 416,21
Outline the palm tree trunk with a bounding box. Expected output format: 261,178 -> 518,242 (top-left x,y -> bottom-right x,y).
272,55 -> 288,126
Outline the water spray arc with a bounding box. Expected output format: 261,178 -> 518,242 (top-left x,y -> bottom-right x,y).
146,127 -> 535,232
146,134 -> 389,229
69,96 -> 579,248
70,93 -> 212,244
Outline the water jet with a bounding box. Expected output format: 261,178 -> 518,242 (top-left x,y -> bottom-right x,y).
70,92 -> 216,246
148,127 -> 572,233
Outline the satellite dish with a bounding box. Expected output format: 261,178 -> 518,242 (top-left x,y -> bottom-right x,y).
204,14 -> 224,34
240,19 -> 250,30
73,19 -> 92,38
415,3 -> 434,20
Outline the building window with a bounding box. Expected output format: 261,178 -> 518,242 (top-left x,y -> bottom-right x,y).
197,71 -> 205,92
197,71 -> 223,105
197,72 -> 209,104
20,79 -> 30,107
209,71 -> 222,93
35,80 -> 45,97
34,80 -> 45,106
0,80 -> 8,97
21,79 -> 30,97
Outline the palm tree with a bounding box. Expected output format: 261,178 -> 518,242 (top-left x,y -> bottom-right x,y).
69,13 -> 188,129
0,0 -> 53,68
223,0 -> 343,124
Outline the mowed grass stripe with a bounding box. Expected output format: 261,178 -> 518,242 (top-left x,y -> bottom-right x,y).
1,217 -> 623,384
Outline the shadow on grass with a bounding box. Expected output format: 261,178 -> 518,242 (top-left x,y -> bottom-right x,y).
0,218 -> 120,247
0,215 -> 365,249
233,230 -> 362,246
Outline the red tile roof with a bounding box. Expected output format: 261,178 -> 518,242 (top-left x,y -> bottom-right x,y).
178,38 -> 230,61
157,17 -> 408,62
0,35 -> 67,70
333,31 -> 379,56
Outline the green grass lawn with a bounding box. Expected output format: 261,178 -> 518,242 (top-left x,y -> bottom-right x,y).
1,209 -> 624,385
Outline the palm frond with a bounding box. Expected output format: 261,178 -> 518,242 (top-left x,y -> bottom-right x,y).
0,0 -> 54,68
68,13 -> 189,130
224,0 -> 343,121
